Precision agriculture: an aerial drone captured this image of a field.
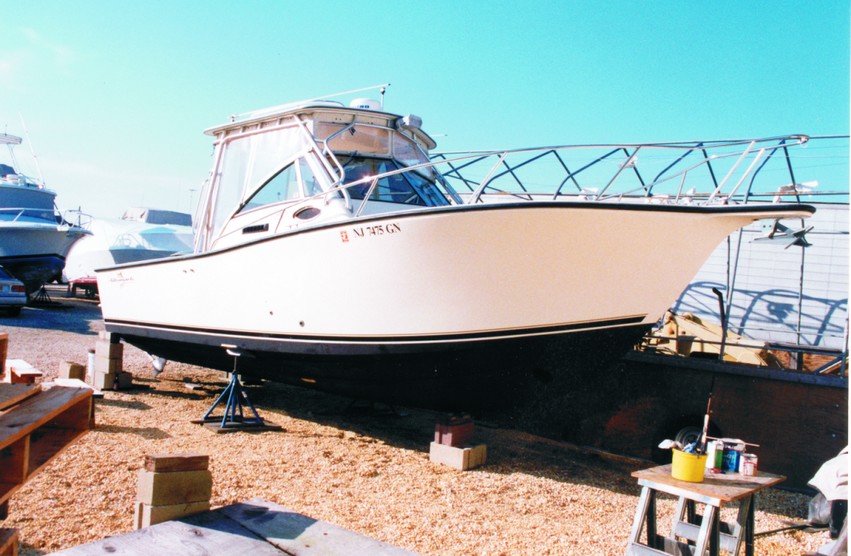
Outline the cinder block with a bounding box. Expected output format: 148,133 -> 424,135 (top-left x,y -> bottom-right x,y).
93,371 -> 115,390
134,500 -> 210,529
98,331 -> 117,342
94,354 -> 122,375
144,453 -> 209,473
429,442 -> 487,471
59,361 -> 86,380
95,339 -> 123,360
137,469 -> 213,506
117,371 -> 133,389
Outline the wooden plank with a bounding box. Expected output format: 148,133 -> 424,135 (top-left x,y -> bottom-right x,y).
0,387 -> 92,448
0,436 -> 29,504
143,453 -> 209,473
51,509 -> 287,555
0,385 -> 39,413
27,426 -> 89,478
4,360 -> 42,385
0,527 -> 18,556
632,464 -> 785,503
0,387 -> 91,507
222,498 -> 421,555
0,333 -> 7,378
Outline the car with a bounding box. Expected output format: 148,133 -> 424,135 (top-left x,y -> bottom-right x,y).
0,266 -> 27,316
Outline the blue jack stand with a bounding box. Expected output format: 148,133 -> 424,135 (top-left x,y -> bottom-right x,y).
193,347 -> 281,433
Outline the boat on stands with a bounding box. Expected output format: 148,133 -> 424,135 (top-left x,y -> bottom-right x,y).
96,90 -> 817,408
64,207 -> 193,295
0,132 -> 89,293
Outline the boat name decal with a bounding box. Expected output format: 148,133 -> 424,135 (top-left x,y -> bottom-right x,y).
109,272 -> 133,284
340,222 -> 401,243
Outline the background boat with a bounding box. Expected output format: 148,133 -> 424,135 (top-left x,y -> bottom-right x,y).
0,132 -> 89,293
63,207 -> 193,292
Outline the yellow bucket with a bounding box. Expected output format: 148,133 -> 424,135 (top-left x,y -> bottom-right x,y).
671,449 -> 707,482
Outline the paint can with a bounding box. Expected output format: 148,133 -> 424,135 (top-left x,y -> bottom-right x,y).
741,453 -> 758,476
704,440 -> 717,469
713,439 -> 724,470
721,440 -> 744,473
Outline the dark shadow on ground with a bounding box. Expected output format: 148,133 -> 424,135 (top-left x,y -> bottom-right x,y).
95,424 -> 171,439
0,288 -> 102,336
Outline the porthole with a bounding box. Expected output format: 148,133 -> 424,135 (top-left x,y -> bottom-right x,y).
294,206 -> 321,220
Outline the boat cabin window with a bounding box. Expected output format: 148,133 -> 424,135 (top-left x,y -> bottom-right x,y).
239,162 -> 299,212
341,156 -> 449,206
210,127 -> 313,238
238,158 -> 324,214
316,122 -> 430,166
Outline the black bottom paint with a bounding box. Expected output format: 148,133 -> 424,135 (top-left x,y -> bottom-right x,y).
109,322 -> 650,412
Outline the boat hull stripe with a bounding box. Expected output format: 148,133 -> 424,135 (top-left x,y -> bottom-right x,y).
103,314 -> 647,345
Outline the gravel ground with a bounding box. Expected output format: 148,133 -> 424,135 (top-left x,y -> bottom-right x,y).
0,289 -> 834,555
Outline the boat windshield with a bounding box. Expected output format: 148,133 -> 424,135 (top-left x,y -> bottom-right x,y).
340,156 -> 450,207
237,158 -> 325,214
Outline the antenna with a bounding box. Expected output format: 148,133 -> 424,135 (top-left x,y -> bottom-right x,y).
18,114 -> 45,185
229,83 -> 392,122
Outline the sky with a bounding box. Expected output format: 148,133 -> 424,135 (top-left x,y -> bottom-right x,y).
1,1 -> 848,219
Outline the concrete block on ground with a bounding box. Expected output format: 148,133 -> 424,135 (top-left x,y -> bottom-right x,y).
117,371 -> 133,389
93,371 -> 115,391
58,361 -> 86,380
95,339 -> 123,360
429,442 -> 487,471
137,469 -> 213,506
134,500 -> 211,529
94,354 -> 122,375
98,331 -> 118,342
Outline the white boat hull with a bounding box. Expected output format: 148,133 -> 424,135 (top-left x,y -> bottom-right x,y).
0,222 -> 88,291
98,202 -> 813,407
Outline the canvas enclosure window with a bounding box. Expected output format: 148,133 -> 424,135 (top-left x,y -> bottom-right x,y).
209,125 -> 308,239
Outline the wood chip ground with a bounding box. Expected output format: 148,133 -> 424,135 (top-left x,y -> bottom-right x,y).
0,293 -> 833,555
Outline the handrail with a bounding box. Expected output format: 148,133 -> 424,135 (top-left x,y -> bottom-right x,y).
427,134 -> 830,206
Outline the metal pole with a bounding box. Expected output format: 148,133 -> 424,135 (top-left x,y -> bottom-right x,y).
712,287 -> 728,360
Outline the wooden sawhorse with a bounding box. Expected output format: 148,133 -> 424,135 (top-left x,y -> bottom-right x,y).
626,464 -> 785,556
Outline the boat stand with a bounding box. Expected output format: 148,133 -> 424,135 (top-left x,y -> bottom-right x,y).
193,348 -> 281,433
29,287 -> 64,308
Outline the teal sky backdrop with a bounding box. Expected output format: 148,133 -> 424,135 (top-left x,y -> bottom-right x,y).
1,1 -> 848,218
